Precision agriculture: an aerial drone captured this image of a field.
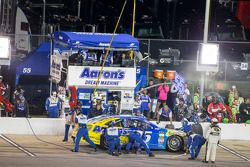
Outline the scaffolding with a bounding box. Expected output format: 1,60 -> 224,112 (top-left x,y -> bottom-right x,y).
0,0 -> 16,33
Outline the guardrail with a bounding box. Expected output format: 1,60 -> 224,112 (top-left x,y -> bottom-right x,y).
0,117 -> 250,140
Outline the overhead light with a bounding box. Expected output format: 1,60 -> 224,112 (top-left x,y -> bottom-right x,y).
196,43 -> 220,72
0,37 -> 10,59
200,43 -> 219,65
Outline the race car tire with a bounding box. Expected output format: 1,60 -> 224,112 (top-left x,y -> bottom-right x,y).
100,135 -> 108,149
192,124 -> 203,136
167,135 -> 183,152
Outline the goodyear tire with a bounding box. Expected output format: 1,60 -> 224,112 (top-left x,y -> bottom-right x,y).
100,135 -> 108,149
167,135 -> 183,152
192,124 -> 203,136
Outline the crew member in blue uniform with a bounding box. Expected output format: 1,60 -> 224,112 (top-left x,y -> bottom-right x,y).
45,91 -> 61,118
105,121 -> 121,156
100,50 -> 113,66
177,118 -> 192,133
139,88 -> 151,118
12,96 -> 29,117
156,105 -> 173,124
85,50 -> 97,65
72,105 -> 97,152
187,134 -> 206,160
125,124 -> 154,157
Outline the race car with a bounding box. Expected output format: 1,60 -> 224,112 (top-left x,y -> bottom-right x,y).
71,115 -> 187,152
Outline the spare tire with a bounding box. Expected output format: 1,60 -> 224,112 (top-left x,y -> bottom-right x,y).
192,124 -> 203,136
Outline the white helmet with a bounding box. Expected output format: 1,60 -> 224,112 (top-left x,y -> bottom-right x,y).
0,76 -> 3,79
52,91 -> 57,97
212,118 -> 218,124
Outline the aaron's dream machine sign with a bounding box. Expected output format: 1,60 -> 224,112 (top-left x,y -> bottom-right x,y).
68,66 -> 136,88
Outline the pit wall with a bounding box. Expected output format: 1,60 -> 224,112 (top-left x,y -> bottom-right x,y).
0,117 -> 250,140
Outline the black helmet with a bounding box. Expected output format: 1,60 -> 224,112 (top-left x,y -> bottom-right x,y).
212,96 -> 218,104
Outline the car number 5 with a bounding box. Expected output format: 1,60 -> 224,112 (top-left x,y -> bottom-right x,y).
144,132 -> 152,143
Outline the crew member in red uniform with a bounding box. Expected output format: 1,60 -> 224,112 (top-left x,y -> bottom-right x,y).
0,76 -> 6,96
207,96 -> 226,123
0,76 -> 13,112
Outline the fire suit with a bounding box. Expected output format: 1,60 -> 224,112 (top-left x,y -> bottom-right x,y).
73,114 -> 96,152
187,134 -> 206,159
85,52 -> 97,62
207,103 -> 226,123
63,109 -> 75,142
178,119 -> 192,134
126,131 -> 153,156
0,82 -> 6,96
105,127 -> 121,155
100,51 -> 113,66
0,82 -> 13,112
45,96 -> 61,118
205,125 -> 221,162
139,94 -> 151,118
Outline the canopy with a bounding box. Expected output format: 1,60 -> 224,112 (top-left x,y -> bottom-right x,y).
51,31 -> 139,51
15,42 -> 50,85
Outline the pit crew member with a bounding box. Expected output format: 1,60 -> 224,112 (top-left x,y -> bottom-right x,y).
139,88 -> 151,118
63,106 -> 76,142
187,134 -> 206,160
72,105 -> 97,152
125,123 -> 154,157
104,121 -> 122,156
45,91 -> 61,118
156,105 -> 173,125
177,118 -> 192,134
204,118 -> 221,163
207,96 -> 226,123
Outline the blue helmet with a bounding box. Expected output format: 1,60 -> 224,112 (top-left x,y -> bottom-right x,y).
192,115 -> 200,124
182,118 -> 189,126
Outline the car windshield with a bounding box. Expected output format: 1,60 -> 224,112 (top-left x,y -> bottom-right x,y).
121,118 -> 155,130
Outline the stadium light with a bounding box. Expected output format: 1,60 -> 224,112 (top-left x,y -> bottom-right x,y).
0,37 -> 11,66
196,43 -> 219,72
0,37 -> 10,59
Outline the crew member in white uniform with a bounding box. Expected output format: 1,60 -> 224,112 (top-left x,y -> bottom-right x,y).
204,118 -> 221,163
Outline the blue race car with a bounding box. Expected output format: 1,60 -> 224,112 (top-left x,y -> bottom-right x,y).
72,115 -> 187,152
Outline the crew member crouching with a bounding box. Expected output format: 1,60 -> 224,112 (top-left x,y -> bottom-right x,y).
105,121 -> 122,156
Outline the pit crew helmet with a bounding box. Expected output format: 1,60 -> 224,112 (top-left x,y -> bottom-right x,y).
212,96 -> 218,104
182,118 -> 189,126
211,118 -> 218,124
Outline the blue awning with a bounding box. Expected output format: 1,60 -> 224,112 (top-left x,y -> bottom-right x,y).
16,42 -> 50,76
51,31 -> 139,51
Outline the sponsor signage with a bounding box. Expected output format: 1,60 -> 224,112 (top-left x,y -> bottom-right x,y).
50,55 -> 62,83
68,66 -> 136,89
121,90 -> 134,110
